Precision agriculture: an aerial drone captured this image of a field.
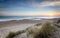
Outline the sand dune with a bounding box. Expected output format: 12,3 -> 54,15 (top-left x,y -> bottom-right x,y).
0,18 -> 60,38
0,19 -> 41,38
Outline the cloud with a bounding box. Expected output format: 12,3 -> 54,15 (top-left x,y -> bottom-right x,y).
0,10 -> 55,16
29,0 -> 60,8
39,1 -> 60,7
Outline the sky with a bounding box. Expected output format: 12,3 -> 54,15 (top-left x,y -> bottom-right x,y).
0,0 -> 60,16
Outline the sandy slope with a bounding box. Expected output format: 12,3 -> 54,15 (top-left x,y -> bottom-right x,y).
0,19 -> 40,38
0,23 -> 37,38
0,19 -> 57,38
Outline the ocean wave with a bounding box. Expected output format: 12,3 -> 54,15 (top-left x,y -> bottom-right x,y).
0,16 -> 60,22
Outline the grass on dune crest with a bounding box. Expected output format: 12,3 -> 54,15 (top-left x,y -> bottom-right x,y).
6,31 -> 25,38
53,20 -> 60,28
34,22 -> 55,38
27,22 -> 55,38
6,22 -> 56,38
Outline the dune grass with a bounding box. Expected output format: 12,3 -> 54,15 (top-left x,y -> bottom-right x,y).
54,20 -> 60,28
6,22 -> 56,38
6,31 -> 24,38
27,22 -> 55,38
56,20 -> 60,23
34,22 -> 55,38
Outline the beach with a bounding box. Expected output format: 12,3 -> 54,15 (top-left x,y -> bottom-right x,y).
0,18 -> 59,38
0,19 -> 43,38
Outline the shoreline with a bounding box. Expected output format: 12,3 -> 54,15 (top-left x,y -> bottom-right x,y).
0,18 -> 57,28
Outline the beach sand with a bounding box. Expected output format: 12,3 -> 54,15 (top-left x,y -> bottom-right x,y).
0,19 -> 56,38
0,19 -> 42,38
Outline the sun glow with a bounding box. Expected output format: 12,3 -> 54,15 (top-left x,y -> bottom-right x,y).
47,13 -> 60,16
39,13 -> 60,16
47,13 -> 54,16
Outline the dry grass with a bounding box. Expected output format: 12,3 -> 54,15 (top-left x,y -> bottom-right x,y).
27,22 -> 55,38
6,22 -> 56,38
34,22 -> 55,38
6,31 -> 24,38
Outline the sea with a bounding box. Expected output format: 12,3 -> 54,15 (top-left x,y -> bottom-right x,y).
0,16 -> 60,22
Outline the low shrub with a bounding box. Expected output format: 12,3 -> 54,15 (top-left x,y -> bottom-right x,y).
6,31 -> 24,38
34,22 -> 55,38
